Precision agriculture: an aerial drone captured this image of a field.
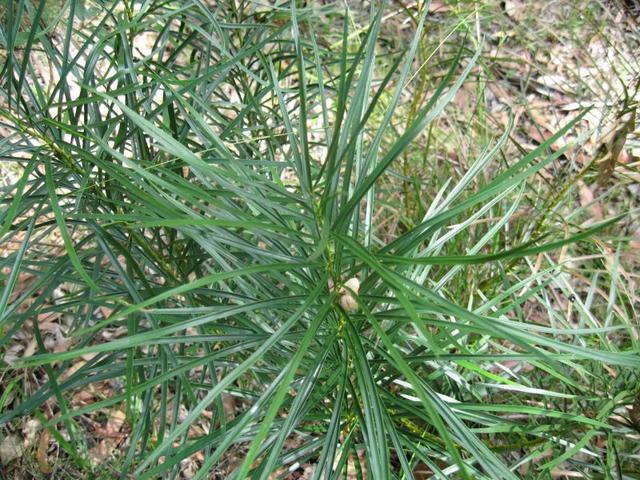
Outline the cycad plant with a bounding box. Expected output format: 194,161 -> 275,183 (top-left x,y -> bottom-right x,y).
1,1 -> 638,478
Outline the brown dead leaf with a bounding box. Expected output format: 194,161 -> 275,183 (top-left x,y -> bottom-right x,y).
222,393 -> 236,422
519,448 -> 554,475
346,449 -> 367,480
101,326 -> 129,340
413,461 -> 433,479
59,360 -> 88,383
3,343 -> 24,365
453,83 -> 476,111
36,429 -> 52,474
504,0 -> 527,21
578,182 -> 603,220
89,438 -> 114,466
23,337 -> 37,358
489,360 -> 534,374
428,1 -> 451,13
550,468 -> 585,478
89,409 -> 127,466
618,148 -> 632,164
597,107 -> 636,185
104,409 -> 126,436
71,389 -> 95,407
630,229 -> 640,251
